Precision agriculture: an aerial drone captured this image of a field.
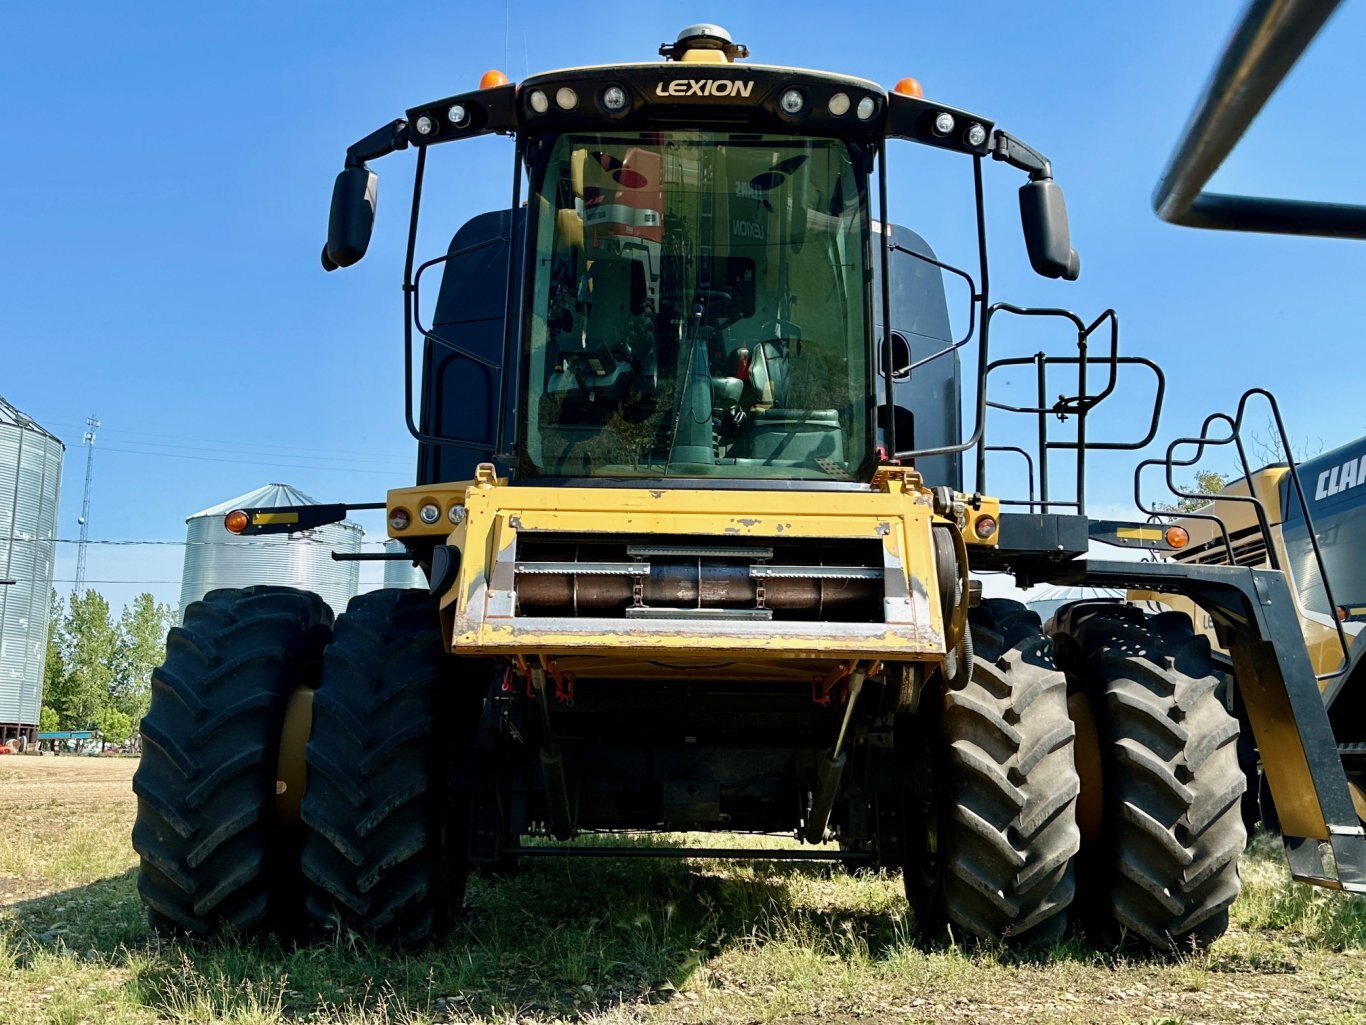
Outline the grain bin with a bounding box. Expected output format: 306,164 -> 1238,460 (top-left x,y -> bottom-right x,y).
179,483 -> 361,619
382,539 -> 425,589
0,396 -> 63,747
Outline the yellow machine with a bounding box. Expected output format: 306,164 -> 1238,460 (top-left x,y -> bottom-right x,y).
1127,425 -> 1366,825
1139,0 -> 1366,834
132,25 -> 1365,954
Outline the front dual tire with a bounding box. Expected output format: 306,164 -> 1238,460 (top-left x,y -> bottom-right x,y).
134,586 -> 480,947
906,601 -> 1245,952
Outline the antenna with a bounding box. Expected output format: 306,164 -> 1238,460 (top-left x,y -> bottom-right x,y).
73,414 -> 100,596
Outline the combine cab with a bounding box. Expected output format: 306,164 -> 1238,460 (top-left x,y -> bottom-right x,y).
133,23 -> 1364,953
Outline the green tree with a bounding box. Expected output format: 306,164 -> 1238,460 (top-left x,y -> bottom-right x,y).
1156,469 -> 1229,514
42,590 -> 67,719
111,592 -> 175,724
39,705 -> 58,734
52,589 -> 119,731
93,706 -> 134,746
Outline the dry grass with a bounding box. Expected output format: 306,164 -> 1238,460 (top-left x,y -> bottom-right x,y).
1,757 -> 1364,1024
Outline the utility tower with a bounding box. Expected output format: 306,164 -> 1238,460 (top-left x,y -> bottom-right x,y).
73,414 -> 100,596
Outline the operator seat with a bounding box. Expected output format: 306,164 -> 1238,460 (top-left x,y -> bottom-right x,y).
740,338 -> 845,467
746,339 -> 792,411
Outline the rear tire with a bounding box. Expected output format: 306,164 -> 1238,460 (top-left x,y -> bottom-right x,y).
300,589 -> 475,946
1061,608 -> 1245,951
907,599 -> 1080,945
132,586 -> 333,935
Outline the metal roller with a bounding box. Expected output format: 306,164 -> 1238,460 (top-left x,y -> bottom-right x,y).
513,541 -> 882,620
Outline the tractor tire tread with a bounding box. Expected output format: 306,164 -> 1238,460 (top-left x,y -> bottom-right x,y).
1070,611 -> 1245,951
300,589 -> 457,947
916,608 -> 1080,946
132,586 -> 332,936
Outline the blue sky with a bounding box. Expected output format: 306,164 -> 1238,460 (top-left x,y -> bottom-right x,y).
4,1 -> 1364,614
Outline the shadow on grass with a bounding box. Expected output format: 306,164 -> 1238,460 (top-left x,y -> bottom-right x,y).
0,838 -> 907,1022
8,836 -> 1354,1022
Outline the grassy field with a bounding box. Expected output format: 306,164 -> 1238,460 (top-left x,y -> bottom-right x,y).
1,757 -> 1363,1024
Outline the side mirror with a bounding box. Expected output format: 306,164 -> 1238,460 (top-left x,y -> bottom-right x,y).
1019,179 -> 1080,281
323,166 -> 378,271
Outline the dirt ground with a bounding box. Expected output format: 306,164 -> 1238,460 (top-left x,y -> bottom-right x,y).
0,753 -> 138,806
0,755 -> 138,902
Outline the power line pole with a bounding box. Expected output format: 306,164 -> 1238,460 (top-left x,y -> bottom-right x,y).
73,414 -> 100,596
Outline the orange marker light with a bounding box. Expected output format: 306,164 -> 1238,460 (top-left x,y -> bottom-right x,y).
973,515 -> 998,540
480,69 -> 509,89
894,78 -> 923,98
224,509 -> 250,534
1164,525 -> 1190,549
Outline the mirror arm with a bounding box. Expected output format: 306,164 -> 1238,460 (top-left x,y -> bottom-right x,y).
344,119 -> 410,169
990,130 -> 1052,181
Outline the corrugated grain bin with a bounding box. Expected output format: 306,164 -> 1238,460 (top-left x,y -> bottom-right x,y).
382,539 -> 426,589
179,483 -> 361,619
0,396 -> 63,746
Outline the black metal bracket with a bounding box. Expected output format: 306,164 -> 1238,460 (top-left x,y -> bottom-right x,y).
502,844 -> 873,862
990,130 -> 1052,180
970,513 -> 1089,575
344,119 -> 410,168
226,501 -> 385,536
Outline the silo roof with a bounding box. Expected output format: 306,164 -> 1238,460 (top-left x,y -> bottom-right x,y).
188,482 -> 362,530
0,395 -> 63,446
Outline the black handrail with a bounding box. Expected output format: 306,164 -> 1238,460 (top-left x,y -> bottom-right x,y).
986,446 -> 1035,507
1137,388 -> 1352,684
968,299 -> 1164,513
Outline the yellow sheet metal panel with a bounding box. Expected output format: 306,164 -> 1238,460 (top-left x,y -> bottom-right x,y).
964,496 -> 1002,547
1228,639 -> 1331,840
423,474 -> 949,665
1169,466 -> 1289,557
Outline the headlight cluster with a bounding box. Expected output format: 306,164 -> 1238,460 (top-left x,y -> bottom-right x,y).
407,77 -> 516,143
925,108 -> 987,150
526,82 -> 634,118
415,104 -> 472,136
389,502 -> 466,532
821,91 -> 879,121
521,76 -> 883,128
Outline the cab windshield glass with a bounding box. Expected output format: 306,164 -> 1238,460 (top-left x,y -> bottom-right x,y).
521,131 -> 871,480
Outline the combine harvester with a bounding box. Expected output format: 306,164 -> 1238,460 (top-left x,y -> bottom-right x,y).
1115,0 -> 1366,836
132,22 -> 1364,952
1133,434 -> 1366,832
